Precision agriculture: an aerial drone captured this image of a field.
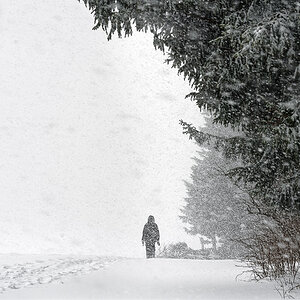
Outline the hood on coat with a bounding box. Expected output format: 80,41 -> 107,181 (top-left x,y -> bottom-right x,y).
148,215 -> 155,224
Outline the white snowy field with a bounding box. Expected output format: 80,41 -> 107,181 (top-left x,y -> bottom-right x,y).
0,255 -> 287,300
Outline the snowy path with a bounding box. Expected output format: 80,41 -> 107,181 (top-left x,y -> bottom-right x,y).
1,257 -> 284,299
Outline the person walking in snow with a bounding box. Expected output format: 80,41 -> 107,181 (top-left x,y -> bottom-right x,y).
142,215 -> 160,258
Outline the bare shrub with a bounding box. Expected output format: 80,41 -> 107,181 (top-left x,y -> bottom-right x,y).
237,207 -> 300,298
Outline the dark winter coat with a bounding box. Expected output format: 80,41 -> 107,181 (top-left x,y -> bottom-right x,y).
142,216 -> 160,245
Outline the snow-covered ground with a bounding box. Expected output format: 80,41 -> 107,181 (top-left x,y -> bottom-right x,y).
0,255 -> 287,299
0,254 -> 118,296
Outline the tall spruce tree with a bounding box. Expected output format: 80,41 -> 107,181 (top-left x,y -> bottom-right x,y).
80,0 -> 300,211
180,117 -> 250,255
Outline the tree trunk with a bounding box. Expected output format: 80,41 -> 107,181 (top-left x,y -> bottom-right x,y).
211,235 -> 217,253
199,237 -> 205,250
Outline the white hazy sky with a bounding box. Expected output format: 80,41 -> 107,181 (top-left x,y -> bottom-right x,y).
0,0 -> 204,257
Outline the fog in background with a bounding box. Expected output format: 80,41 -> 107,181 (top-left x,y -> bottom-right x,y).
0,0 -> 203,257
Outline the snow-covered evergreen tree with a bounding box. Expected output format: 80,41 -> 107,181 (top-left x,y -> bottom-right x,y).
180,117 -> 250,256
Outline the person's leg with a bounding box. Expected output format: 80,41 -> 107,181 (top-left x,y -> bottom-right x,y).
146,242 -> 156,258
149,243 -> 156,258
146,243 -> 151,258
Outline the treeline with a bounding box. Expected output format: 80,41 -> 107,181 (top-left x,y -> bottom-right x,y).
180,116 -> 300,297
